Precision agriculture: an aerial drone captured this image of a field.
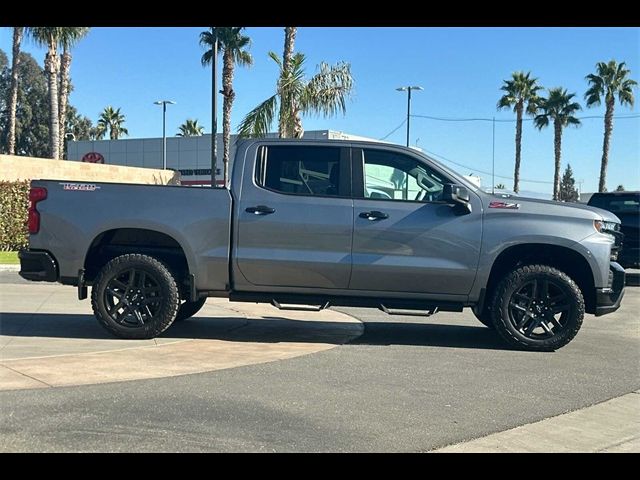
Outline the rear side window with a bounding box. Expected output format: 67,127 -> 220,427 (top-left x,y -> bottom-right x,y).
589,194 -> 640,213
256,145 -> 343,197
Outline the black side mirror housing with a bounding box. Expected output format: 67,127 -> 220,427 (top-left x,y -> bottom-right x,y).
442,183 -> 472,214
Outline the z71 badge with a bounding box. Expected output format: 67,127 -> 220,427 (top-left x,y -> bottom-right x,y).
60,182 -> 101,191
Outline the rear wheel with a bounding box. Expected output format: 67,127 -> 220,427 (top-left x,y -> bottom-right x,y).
91,254 -> 180,339
175,297 -> 207,321
490,264 -> 584,351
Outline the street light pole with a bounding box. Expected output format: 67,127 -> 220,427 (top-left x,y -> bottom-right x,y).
211,34 -> 218,188
154,100 -> 176,169
396,86 -> 423,147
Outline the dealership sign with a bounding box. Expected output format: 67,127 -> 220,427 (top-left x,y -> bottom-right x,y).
82,152 -> 105,164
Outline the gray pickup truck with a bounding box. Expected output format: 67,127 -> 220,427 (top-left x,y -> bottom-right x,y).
19,139 -> 626,351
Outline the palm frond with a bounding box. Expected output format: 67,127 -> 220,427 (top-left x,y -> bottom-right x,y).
301,61 -> 354,117
533,114 -> 549,130
268,51 -> 282,69
237,95 -> 278,138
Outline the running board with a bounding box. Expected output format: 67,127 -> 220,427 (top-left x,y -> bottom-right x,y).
380,304 -> 439,317
271,300 -> 330,312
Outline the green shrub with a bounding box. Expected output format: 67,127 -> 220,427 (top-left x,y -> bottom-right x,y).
0,181 -> 30,251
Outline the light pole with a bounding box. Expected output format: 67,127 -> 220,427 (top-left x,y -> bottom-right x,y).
210,32 -> 219,188
154,100 -> 176,169
396,86 -> 423,147
64,132 -> 75,160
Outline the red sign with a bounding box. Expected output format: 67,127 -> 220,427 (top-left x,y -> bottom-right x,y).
82,152 -> 105,164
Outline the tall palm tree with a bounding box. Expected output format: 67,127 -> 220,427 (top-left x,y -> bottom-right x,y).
58,27 -> 90,156
97,106 -> 128,140
497,71 -> 543,193
29,27 -> 65,159
534,88 -> 582,201
584,60 -> 637,192
7,27 -> 24,155
176,119 -> 205,137
238,52 -> 353,139
278,26 -> 297,138
200,27 -> 253,184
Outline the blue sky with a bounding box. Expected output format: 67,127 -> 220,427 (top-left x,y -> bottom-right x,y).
1,27 -> 638,193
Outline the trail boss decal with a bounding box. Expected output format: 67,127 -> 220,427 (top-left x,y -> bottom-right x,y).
60,183 -> 101,191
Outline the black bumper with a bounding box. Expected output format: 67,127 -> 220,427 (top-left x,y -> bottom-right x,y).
595,262 -> 626,317
18,250 -> 58,282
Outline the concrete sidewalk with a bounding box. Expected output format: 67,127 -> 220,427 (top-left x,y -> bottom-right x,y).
0,282 -> 363,391
434,391 -> 640,452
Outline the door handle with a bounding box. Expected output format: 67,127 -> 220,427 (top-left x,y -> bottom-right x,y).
245,205 -> 276,215
359,210 -> 389,221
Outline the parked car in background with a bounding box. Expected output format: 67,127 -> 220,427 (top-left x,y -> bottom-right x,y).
588,192 -> 639,269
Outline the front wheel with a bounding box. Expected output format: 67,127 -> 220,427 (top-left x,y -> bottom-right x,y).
490,264 -> 585,351
91,254 -> 180,339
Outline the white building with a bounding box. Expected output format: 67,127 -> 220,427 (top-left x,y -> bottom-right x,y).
66,130 -> 378,186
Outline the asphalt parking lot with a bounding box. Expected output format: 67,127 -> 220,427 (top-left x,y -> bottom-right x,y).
0,270 -> 638,452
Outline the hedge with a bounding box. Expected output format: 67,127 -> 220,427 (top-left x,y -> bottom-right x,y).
0,180 -> 30,251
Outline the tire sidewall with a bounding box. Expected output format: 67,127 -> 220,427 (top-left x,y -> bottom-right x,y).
92,255 -> 180,339
492,265 -> 584,351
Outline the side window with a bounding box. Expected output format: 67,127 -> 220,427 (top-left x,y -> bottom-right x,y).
256,146 -> 343,197
361,149 -> 449,202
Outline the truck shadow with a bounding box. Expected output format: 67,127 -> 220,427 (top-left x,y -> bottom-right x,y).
0,312 -> 513,351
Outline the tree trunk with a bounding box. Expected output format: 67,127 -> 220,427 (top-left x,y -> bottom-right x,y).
553,120 -> 562,201
513,101 -> 523,193
222,49 -> 235,186
58,45 -> 72,158
44,45 -> 60,160
278,26 -> 297,138
7,27 -> 23,155
598,98 -> 614,193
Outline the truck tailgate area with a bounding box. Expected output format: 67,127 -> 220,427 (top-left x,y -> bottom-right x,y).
27,180 -> 232,291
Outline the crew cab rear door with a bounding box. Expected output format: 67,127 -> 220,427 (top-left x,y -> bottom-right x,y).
349,146 -> 482,296
233,142 -> 353,289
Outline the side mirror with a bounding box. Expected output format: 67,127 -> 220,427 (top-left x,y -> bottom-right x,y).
442,183 -> 472,214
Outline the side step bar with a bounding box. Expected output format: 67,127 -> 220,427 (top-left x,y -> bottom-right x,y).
271,300 -> 330,312
380,304 -> 438,317
229,292 -> 463,314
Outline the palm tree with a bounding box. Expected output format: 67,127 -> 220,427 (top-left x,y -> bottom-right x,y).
29,27 -> 65,159
585,60 -> 637,192
97,106 -> 128,140
534,88 -> 582,201
238,52 -> 353,139
177,119 -> 205,137
497,71 -> 543,193
278,27 -> 297,137
58,27 -> 90,156
200,27 -> 253,184
7,27 -> 24,155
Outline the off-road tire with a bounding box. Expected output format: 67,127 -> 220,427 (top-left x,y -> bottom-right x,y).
490,264 -> 584,351
91,254 -> 180,339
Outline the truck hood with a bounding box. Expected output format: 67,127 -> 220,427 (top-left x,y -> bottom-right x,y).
490,195 -> 622,223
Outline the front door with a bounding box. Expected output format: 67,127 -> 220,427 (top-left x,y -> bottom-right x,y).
235,144 -> 353,289
349,146 -> 482,296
